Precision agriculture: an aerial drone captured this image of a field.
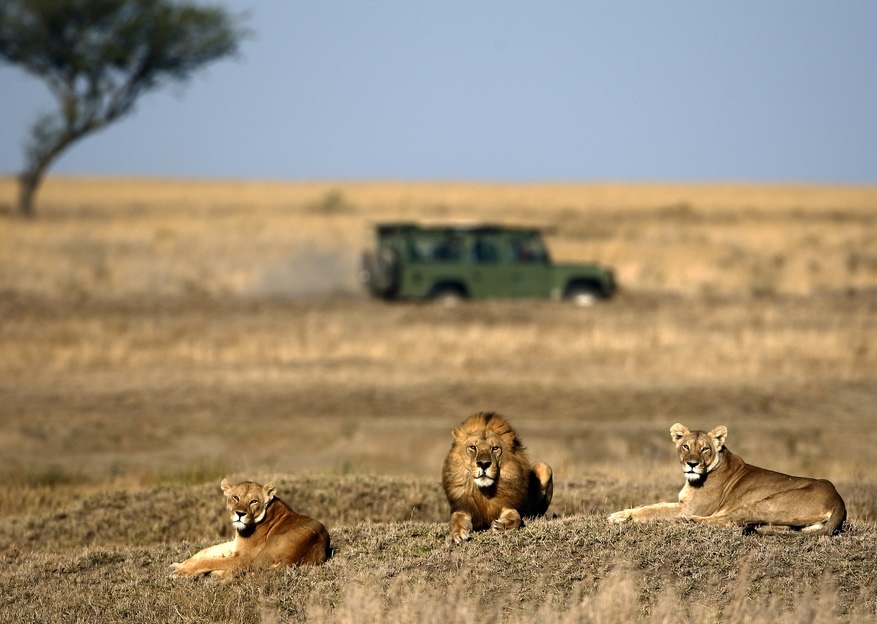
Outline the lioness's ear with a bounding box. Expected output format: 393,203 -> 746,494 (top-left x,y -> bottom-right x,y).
220,478 -> 233,494
263,482 -> 276,500
710,426 -> 728,448
670,423 -> 689,442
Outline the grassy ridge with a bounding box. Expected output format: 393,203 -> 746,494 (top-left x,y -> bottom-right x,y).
2,476 -> 877,623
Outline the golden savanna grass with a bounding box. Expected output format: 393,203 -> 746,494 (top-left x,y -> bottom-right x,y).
1,176 -> 877,622
2,177 -> 876,299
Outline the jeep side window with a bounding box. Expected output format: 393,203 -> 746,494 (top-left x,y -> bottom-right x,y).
471,237 -> 500,263
510,236 -> 547,263
407,240 -> 423,261
432,236 -> 463,262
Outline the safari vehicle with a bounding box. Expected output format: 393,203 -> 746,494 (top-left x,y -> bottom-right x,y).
360,223 -> 616,305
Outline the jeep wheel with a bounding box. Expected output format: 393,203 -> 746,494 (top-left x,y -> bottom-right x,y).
566,285 -> 599,307
429,285 -> 466,307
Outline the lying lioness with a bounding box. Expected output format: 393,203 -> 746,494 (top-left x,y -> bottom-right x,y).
608,423 -> 846,535
171,478 -> 330,578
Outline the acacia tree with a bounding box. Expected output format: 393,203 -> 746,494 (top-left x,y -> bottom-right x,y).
0,0 -> 246,217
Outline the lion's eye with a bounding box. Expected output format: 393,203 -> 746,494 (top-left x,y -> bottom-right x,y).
681,444 -> 689,452
701,447 -> 710,454
233,496 -> 240,502
491,446 -> 501,453
249,499 -> 258,506
468,445 -> 476,452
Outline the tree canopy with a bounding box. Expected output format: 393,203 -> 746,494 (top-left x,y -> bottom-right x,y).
0,0 -> 246,216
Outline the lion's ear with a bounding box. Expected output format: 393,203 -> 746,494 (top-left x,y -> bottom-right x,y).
220,478 -> 233,494
263,482 -> 276,501
452,426 -> 466,442
710,426 -> 728,448
670,423 -> 689,442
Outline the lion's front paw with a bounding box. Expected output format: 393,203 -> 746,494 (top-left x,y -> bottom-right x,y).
449,511 -> 473,544
607,510 -> 632,524
169,561 -> 200,578
491,518 -> 514,532
491,508 -> 522,533
450,528 -> 471,544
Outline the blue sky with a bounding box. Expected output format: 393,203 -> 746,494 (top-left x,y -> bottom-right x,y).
1,2 -> 876,183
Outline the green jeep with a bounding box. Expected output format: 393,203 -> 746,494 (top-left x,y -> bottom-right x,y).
360,223 -> 616,305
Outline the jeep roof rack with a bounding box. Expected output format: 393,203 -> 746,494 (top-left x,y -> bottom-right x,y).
374,222 -> 546,236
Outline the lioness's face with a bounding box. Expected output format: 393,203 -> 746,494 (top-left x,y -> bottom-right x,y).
220,479 -> 276,532
670,424 -> 727,483
461,434 -> 504,488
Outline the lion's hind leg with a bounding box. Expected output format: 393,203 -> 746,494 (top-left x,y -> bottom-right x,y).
284,522 -> 332,565
527,462 -> 554,517
299,531 -> 332,565
752,482 -> 847,535
688,486 -> 846,535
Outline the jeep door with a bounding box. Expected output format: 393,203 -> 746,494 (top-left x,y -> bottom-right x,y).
505,233 -> 551,297
467,233 -> 549,298
404,232 -> 467,298
466,233 -> 508,297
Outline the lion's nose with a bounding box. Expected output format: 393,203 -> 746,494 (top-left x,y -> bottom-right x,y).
686,461 -> 699,469
234,511 -> 246,520
477,460 -> 492,470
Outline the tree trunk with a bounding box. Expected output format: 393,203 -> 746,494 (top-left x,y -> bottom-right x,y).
17,126 -> 77,218
17,169 -> 42,218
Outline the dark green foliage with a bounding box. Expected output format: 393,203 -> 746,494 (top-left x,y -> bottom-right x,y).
0,0 -> 246,215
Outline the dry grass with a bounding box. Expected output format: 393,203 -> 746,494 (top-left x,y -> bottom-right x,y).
2,177 -> 876,299
1,176 -> 877,622
3,502 -> 877,623
2,296 -> 874,494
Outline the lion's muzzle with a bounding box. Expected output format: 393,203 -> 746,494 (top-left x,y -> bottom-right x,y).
683,461 -> 703,481
474,460 -> 497,488
231,510 -> 250,531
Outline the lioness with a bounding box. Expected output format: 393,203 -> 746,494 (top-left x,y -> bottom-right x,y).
171,478 -> 330,578
442,412 -> 553,543
608,423 -> 846,535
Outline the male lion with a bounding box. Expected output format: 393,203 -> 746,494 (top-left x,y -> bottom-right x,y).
608,423 -> 846,535
171,478 -> 330,578
441,412 -> 553,543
